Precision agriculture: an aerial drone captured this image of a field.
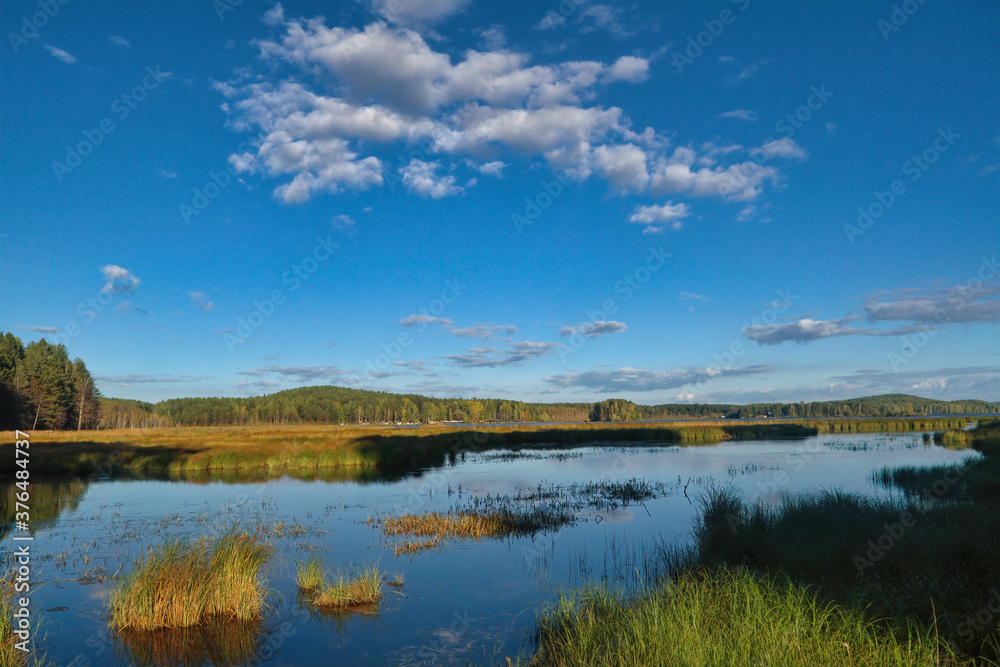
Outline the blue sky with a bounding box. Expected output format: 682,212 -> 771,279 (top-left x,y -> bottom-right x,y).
2,0 -> 998,405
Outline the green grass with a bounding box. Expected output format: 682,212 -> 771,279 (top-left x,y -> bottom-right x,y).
109,530 -> 271,631
534,566 -> 967,667
295,558 -> 384,610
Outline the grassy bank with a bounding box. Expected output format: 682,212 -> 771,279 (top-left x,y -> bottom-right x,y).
532,421 -> 1000,665
0,417 -> 970,481
109,531 -> 270,631
534,566 -> 965,667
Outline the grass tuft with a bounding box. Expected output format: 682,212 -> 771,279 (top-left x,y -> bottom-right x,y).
296,560 -> 384,610
108,530 -> 270,632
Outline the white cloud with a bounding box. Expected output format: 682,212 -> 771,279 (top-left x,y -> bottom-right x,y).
400,159 -> 463,198
372,0 -> 469,29
110,35 -> 131,48
332,214 -> 356,229
262,2 -> 284,26
559,320 -> 627,337
758,137 -> 808,160
100,265 -> 140,294
592,143 -> 649,191
478,25 -> 506,50
218,13 -> 790,204
45,45 -> 76,64
629,201 -> 689,233
605,56 -> 649,83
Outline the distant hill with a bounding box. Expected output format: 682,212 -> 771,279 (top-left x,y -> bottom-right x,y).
95,387 -> 1000,429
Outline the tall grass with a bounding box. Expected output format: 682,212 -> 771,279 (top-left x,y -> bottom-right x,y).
534,566 -> 966,667
295,558 -> 384,609
109,530 -> 271,631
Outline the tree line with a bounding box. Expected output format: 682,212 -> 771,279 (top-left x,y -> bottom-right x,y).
2,331 -> 996,431
0,333 -> 99,430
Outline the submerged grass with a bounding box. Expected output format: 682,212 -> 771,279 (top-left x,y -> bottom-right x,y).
295,558 -> 384,609
108,530 -> 271,632
534,566 -> 966,667
0,417 -> 970,481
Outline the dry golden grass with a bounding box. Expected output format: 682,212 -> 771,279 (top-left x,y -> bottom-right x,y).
109,531 -> 271,632
295,558 -> 384,610
0,417 -> 970,480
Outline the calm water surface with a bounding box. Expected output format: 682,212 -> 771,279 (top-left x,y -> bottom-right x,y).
13,433 -> 978,666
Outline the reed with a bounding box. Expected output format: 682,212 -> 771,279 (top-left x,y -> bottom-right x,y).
108,530 -> 271,631
296,559 -> 384,609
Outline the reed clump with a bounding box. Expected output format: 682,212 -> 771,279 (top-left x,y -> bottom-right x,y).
108,530 -> 271,631
295,558 -> 383,609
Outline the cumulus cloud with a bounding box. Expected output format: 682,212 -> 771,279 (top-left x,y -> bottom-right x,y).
440,341 -> 562,367
100,265 -> 140,293
629,201 -> 689,232
400,159 -> 463,198
45,45 -> 76,64
605,56 -> 649,83
217,15 -> 786,204
544,364 -> 773,392
450,323 -> 519,339
559,320 -> 627,337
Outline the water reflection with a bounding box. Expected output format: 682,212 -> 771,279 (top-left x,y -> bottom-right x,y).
111,620 -> 270,667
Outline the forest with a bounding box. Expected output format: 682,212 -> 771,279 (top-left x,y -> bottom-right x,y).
1,331 -> 997,431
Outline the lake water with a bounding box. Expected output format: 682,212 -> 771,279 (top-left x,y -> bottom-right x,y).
9,432 -> 979,666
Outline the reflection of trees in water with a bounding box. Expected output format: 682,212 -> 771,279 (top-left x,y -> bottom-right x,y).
111,620 -> 270,667
0,480 -> 88,539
